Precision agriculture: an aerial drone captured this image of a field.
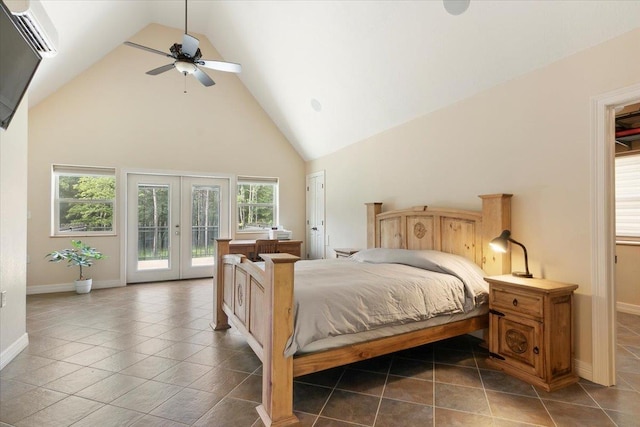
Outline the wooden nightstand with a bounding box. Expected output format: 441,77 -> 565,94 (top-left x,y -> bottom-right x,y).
334,248 -> 360,258
485,275 -> 579,391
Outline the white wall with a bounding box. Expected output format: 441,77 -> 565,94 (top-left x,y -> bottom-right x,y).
307,28 -> 640,373
27,24 -> 306,289
0,98 -> 29,369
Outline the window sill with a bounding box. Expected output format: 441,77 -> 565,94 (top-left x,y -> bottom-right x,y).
51,233 -> 117,238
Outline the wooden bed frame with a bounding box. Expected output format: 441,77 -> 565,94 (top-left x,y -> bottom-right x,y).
213,193 -> 512,426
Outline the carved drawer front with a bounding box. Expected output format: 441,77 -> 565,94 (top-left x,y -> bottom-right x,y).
234,269 -> 249,326
491,313 -> 543,377
491,287 -> 543,319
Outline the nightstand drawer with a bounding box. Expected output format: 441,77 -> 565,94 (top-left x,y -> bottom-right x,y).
490,287 -> 543,319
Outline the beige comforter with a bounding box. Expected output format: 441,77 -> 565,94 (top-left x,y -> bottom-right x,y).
285,249 -> 488,356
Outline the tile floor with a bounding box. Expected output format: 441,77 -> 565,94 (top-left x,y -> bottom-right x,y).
1,279 -> 639,426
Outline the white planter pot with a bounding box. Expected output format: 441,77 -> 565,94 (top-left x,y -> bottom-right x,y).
74,278 -> 92,294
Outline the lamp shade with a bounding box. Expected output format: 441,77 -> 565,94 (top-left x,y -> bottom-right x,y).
489,229 -> 533,278
489,230 -> 511,253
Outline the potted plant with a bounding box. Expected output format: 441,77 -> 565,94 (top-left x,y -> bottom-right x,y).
46,240 -> 104,294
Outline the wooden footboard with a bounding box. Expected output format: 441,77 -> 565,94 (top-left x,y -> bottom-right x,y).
214,239 -> 300,426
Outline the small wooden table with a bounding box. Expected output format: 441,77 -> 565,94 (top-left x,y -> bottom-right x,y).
229,239 -> 302,258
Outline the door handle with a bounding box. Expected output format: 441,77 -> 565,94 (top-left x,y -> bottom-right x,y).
311,227 -> 318,231
175,224 -> 180,235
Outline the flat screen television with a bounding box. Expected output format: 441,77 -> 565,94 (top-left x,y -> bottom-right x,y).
0,0 -> 42,131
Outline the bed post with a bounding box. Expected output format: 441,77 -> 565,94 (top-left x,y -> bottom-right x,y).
212,239 -> 231,331
365,202 -> 383,248
256,253 -> 300,427
479,194 -> 513,276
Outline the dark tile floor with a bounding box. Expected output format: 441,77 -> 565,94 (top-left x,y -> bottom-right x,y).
1,279 -> 639,426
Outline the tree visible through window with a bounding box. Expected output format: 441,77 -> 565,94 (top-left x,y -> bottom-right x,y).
237,177 -> 278,231
53,166 -> 116,235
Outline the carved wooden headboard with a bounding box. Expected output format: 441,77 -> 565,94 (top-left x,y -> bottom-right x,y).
366,194 -> 512,276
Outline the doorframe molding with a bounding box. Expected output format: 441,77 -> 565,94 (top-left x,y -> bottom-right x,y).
120,168 -> 235,285
590,82 -> 640,386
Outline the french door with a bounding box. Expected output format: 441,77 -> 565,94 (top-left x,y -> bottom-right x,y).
126,174 -> 229,283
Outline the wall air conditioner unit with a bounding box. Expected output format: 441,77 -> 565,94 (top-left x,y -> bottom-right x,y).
5,0 -> 58,58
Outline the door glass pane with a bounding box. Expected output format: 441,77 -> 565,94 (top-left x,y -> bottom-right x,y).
137,184 -> 170,270
191,185 -> 220,267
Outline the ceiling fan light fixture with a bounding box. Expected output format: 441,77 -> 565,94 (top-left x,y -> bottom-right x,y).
175,61 -> 197,74
122,0 -> 241,88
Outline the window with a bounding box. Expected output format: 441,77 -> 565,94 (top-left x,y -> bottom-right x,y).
615,153 -> 640,240
237,176 -> 278,232
52,165 -> 116,235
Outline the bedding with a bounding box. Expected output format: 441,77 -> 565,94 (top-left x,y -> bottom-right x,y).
285,248 -> 488,356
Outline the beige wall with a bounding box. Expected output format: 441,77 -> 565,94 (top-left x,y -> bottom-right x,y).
616,244 -> 640,309
0,97 -> 29,368
307,28 -> 640,373
27,24 -> 305,289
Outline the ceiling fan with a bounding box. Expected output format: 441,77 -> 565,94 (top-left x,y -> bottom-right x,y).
123,0 -> 241,87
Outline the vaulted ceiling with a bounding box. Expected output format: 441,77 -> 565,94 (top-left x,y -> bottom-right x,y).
27,1 -> 640,160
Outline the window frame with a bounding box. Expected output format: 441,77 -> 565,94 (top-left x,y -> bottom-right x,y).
52,165 -> 117,237
236,176 -> 279,233
615,152 -> 640,244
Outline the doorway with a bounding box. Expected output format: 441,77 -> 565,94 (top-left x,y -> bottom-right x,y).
126,173 -> 230,283
591,83 -> 640,386
306,171 -> 325,259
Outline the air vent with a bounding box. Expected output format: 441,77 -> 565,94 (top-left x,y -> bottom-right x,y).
6,0 -> 58,58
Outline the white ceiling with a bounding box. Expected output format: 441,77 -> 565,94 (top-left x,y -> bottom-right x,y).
27,1 -> 640,160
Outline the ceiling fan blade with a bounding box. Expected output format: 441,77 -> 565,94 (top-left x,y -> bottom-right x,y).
193,68 -> 215,87
198,60 -> 242,74
146,63 -> 175,75
182,34 -> 199,58
124,41 -> 172,58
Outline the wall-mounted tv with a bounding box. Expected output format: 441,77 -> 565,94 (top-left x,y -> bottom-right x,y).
0,0 -> 42,131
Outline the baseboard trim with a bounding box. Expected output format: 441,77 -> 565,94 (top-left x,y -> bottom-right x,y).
617,302 -> 640,316
0,333 -> 29,370
575,358 -> 593,383
26,280 -> 124,295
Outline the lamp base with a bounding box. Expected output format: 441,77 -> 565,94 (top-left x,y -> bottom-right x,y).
512,272 -> 533,278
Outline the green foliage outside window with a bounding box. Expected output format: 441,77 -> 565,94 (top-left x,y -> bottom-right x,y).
237,181 -> 276,231
58,175 -> 116,233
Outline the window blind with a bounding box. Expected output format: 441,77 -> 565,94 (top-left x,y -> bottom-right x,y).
615,154 -> 640,238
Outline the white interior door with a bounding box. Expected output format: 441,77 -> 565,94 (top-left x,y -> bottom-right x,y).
306,171 -> 325,259
127,174 -> 229,283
